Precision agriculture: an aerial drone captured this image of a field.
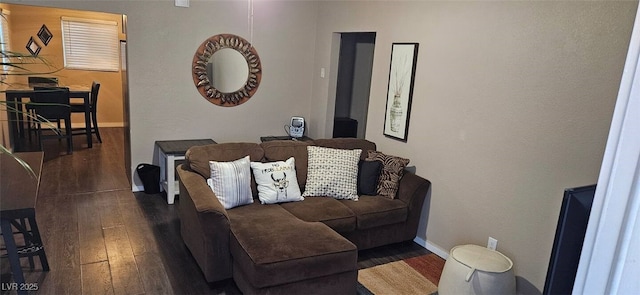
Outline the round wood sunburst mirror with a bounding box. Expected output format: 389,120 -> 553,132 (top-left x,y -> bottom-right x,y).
192,34 -> 262,107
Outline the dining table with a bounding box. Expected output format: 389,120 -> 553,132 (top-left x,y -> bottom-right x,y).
4,85 -> 93,152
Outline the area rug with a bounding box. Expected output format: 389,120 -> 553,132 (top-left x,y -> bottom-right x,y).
357,253 -> 445,295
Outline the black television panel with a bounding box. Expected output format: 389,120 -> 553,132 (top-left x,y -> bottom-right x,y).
543,184 -> 596,295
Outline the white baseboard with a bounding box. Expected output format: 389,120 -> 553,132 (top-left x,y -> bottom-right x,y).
99,122 -> 125,128
413,236 -> 449,260
132,184 -> 144,192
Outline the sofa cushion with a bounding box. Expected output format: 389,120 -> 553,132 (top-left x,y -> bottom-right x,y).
302,146 -> 361,201
208,156 -> 253,209
339,195 -> 408,230
187,143 -> 264,198
228,203 -> 357,289
250,157 -> 303,204
313,138 -> 376,160
365,150 -> 410,199
187,142 -> 264,178
358,160 -> 383,196
261,140 -> 312,191
280,197 -> 356,233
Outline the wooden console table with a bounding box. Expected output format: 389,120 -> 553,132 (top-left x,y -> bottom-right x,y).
0,152 -> 49,295
155,139 -> 216,204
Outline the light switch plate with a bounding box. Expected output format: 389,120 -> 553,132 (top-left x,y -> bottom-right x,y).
175,0 -> 189,8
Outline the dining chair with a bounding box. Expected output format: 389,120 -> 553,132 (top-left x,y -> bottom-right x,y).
70,81 -> 102,143
30,87 -> 73,154
26,77 -> 60,139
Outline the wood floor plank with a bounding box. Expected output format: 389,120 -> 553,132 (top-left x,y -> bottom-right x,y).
134,253 -> 172,295
81,261 -> 114,295
35,192 -> 81,274
53,193 -> 80,270
50,193 -> 83,294
52,268 -> 83,295
97,191 -> 124,229
34,185 -> 57,267
103,226 -> 144,295
357,241 -> 431,269
77,193 -> 108,265
116,192 -> 161,255
141,202 -> 217,295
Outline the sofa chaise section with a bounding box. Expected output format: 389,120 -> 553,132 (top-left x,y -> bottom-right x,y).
177,142 -> 264,282
228,203 -> 357,294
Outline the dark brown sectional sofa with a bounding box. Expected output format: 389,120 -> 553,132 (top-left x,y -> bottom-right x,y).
176,138 -> 431,294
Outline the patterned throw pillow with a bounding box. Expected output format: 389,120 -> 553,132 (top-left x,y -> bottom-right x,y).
208,156 -> 253,209
366,151 -> 410,199
250,157 -> 303,204
302,146 -> 361,201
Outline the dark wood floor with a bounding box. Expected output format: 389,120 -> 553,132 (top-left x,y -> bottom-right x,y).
1,128 -> 435,294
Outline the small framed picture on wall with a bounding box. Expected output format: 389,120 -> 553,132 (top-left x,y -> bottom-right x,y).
37,24 -> 53,46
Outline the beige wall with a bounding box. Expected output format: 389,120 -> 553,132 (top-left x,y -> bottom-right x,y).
4,0 -> 638,293
311,1 -> 636,292
0,3 -> 124,127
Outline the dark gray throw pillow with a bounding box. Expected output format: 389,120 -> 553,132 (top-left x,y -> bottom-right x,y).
358,160 -> 383,195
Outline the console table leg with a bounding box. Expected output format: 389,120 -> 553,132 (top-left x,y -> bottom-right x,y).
166,154 -> 176,204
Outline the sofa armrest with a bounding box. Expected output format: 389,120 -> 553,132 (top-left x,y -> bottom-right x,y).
396,171 -> 432,239
176,164 -> 233,282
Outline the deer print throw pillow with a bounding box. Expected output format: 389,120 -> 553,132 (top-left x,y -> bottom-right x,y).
302,146 -> 361,201
250,157 -> 303,204
208,156 -> 253,209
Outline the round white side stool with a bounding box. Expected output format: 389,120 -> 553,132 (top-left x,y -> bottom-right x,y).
438,244 -> 516,295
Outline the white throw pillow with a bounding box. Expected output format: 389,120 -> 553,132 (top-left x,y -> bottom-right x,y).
250,157 -> 303,204
302,146 -> 361,201
208,156 -> 253,209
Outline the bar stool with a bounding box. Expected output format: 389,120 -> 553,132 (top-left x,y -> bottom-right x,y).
0,215 -> 50,295
0,152 -> 49,295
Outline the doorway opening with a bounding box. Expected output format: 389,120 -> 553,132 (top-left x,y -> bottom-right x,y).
0,3 -> 131,183
333,32 -> 376,139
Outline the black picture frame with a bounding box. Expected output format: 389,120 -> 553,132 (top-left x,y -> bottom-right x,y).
37,24 -> 53,46
383,43 -> 419,142
26,37 -> 41,57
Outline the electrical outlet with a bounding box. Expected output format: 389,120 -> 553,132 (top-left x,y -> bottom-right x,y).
488,237 -> 498,250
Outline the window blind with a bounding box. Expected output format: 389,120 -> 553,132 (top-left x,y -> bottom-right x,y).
61,17 -> 119,72
1,9 -> 11,74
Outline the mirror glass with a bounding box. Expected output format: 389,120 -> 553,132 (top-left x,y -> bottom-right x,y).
208,48 -> 249,93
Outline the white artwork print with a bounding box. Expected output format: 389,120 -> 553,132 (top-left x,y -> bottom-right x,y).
384,43 -> 418,141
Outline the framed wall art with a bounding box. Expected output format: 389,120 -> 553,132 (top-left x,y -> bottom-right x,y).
37,24 -> 53,46
383,42 -> 418,142
26,37 -> 41,56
